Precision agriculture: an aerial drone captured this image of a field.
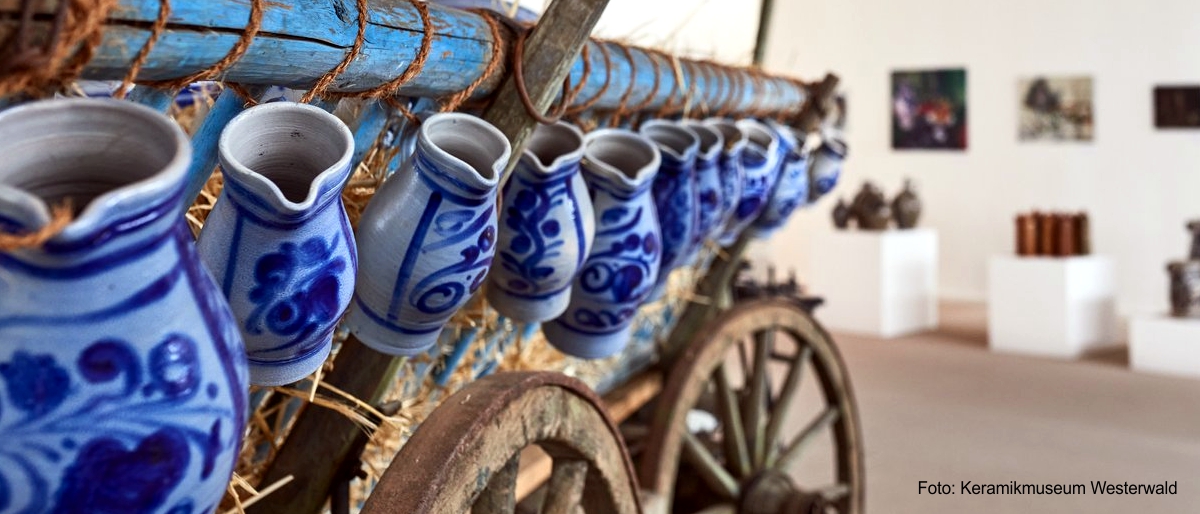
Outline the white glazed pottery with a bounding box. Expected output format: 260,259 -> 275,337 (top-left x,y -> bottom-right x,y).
719,119 -> 781,245
703,118 -> 747,247
639,120 -> 699,301
679,120 -> 725,249
0,98 -> 248,513
543,129 -> 661,359
197,102 -> 357,386
346,113 -> 511,356
487,122 -> 595,323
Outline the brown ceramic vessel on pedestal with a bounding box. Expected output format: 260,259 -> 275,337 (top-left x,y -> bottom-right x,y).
1056,214 -> 1078,256
832,198 -> 851,229
851,182 -> 890,230
1036,212 -> 1057,256
1016,214 -> 1037,255
891,178 -> 922,229
1168,261 -> 1200,318
1075,212 -> 1091,255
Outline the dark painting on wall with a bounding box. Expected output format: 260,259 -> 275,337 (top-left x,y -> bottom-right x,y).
1154,86 -> 1200,128
892,68 -> 967,150
1018,76 -> 1094,142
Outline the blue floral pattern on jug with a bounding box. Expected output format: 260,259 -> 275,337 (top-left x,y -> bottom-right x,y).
346,112 -> 510,357
809,139 -> 847,200
720,120 -> 782,245
197,101 -> 358,387
0,223 -> 248,514
0,98 -> 247,514
543,129 -> 662,360
244,235 -> 347,351
752,149 -> 811,237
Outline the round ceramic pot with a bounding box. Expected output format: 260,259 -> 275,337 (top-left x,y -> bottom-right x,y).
719,119 -> 782,245
809,138 -> 847,201
346,113 -> 510,356
487,121 -> 595,323
197,102 -> 357,386
679,120 -> 725,250
1168,260 -> 1200,318
1188,220 -> 1200,260
703,119 -> 747,245
640,120 -> 699,300
543,129 -> 661,359
0,99 -> 248,513
832,198 -> 851,229
751,124 -> 810,237
891,178 -> 922,230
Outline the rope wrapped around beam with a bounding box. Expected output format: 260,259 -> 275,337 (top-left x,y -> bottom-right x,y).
0,0 -> 810,117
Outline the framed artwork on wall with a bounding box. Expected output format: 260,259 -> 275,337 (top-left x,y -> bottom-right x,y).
1154,86 -> 1200,128
1018,76 -> 1093,142
891,68 -> 967,150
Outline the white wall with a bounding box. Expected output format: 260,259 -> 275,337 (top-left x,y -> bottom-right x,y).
529,0 -> 763,64
756,0 -> 1200,315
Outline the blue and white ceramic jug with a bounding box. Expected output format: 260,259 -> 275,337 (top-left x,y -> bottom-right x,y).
0,99 -> 248,513
543,129 -> 661,359
809,138 -> 847,201
703,119 -> 747,247
639,120 -> 699,300
719,119 -> 781,245
680,120 -> 725,248
197,103 -> 357,386
346,113 -> 510,356
487,122 -> 594,323
752,124 -> 810,237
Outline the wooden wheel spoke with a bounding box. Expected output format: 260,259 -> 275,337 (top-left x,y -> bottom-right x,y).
681,431 -> 740,499
693,504 -> 736,514
473,455 -> 520,514
772,406 -> 840,472
540,459 -> 588,514
762,345 -> 813,466
745,327 -> 773,468
714,363 -> 752,478
817,483 -> 852,501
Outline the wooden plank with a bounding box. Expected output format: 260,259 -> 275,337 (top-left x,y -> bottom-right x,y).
484,0 -> 609,177
0,0 -> 809,115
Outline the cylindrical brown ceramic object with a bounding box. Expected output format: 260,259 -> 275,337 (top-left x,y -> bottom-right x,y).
1016,214 -> 1037,256
1075,212 -> 1091,255
1036,212 -> 1058,256
1168,261 -> 1200,318
1056,214 -> 1077,256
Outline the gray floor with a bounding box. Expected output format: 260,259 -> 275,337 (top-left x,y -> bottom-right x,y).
822,302 -> 1200,513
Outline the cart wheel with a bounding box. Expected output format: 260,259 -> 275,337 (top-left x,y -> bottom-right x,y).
639,299 -> 864,514
362,372 -> 642,514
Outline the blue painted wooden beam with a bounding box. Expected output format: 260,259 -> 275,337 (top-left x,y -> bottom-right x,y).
1,0 -> 809,115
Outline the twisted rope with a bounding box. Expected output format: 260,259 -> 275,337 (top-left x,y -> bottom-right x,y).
0,201 -> 73,252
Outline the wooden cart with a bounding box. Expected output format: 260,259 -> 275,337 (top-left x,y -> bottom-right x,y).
0,0 -> 863,512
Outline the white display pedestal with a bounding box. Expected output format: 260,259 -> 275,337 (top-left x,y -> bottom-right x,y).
1130,315 -> 1200,379
987,255 -> 1118,358
808,228 -> 938,338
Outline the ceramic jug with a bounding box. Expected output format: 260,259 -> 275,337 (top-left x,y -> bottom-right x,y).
679,121 -> 725,250
346,113 -> 510,356
751,124 -> 810,237
1015,213 -> 1037,255
850,181 -> 889,230
0,99 -> 248,513
1075,213 -> 1091,255
543,129 -> 661,359
719,120 -> 781,245
197,103 -> 357,386
832,198 -> 851,229
1168,261 -> 1200,318
702,119 -> 746,245
809,138 -> 847,201
487,121 -> 595,323
640,120 -> 699,300
891,178 -> 921,229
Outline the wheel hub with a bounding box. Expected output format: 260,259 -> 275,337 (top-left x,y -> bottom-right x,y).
738,470 -> 830,514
